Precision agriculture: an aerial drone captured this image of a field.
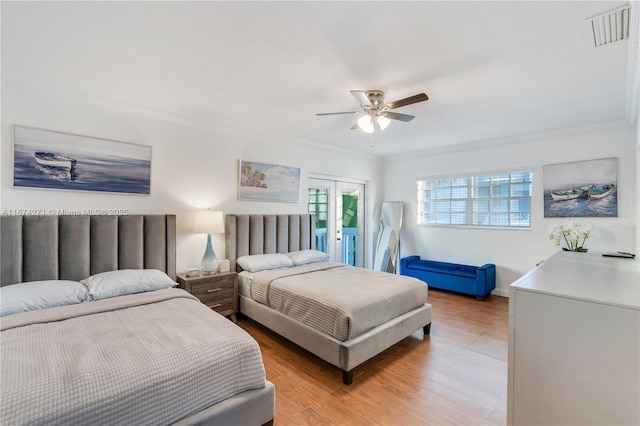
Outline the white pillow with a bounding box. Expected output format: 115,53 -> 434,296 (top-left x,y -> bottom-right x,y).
236,253 -> 293,272
285,250 -> 330,266
81,269 -> 176,301
0,280 -> 89,317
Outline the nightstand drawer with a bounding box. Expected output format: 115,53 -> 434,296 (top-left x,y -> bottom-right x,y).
195,287 -> 234,304
176,271 -> 238,322
197,290 -> 235,312
190,279 -> 234,296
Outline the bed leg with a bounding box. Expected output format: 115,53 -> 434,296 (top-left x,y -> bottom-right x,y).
342,369 -> 353,385
423,323 -> 431,335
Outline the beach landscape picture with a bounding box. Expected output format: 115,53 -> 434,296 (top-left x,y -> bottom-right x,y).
239,160 -> 300,202
543,157 -> 617,217
13,126 -> 151,194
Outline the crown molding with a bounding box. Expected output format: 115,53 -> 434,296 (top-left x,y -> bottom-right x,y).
1,71 -> 216,127
383,120 -> 633,162
1,70 -> 274,141
3,57 -> 635,162
1,71 -> 380,161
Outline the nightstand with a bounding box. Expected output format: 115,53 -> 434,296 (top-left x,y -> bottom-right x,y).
176,271 -> 238,322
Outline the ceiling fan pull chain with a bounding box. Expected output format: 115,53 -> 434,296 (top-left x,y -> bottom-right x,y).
371,121 -> 378,148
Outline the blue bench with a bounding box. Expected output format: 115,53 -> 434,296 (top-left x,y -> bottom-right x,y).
400,255 -> 496,300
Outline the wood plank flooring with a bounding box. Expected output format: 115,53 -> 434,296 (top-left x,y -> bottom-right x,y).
237,289 -> 509,426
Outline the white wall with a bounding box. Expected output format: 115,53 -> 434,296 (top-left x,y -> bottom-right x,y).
383,123 -> 637,296
2,83 -> 636,295
1,83 -> 383,273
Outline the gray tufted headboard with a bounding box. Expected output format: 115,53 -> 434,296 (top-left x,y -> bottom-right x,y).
1,214 -> 176,286
225,214 -> 316,272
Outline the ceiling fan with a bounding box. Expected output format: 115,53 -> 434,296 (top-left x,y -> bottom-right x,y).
317,90 -> 429,133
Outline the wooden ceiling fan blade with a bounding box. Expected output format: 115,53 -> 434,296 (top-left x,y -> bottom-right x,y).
386,93 -> 429,110
384,111 -> 415,122
350,90 -> 371,107
316,111 -> 360,116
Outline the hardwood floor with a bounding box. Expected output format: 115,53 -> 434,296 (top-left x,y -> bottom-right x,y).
237,289 -> 509,426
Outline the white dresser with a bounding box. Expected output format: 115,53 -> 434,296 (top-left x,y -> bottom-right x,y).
508,251 -> 640,425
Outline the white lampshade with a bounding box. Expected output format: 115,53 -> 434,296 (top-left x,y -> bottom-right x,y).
193,210 -> 224,235
358,115 -> 375,133
377,115 -> 391,130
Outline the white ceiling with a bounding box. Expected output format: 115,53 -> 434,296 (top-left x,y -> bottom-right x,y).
1,1 -> 635,157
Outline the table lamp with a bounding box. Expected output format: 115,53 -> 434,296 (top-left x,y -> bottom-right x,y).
193,210 -> 225,274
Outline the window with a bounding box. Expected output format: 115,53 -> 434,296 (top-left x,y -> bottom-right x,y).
417,170 -> 532,228
308,188 -> 328,228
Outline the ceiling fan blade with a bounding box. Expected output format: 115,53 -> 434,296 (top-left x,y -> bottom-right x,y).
316,111 -> 360,116
350,122 -> 361,130
350,90 -> 371,107
384,111 -> 415,122
386,93 -> 429,110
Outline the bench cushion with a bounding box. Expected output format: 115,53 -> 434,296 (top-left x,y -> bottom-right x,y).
405,260 -> 477,279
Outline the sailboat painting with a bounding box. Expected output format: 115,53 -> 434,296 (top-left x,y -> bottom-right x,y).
543,157 -> 617,217
13,126 -> 151,194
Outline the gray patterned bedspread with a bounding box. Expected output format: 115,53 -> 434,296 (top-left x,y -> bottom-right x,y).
1,288 -> 266,426
250,262 -> 428,341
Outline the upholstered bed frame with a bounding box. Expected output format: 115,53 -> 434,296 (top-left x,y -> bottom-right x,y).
1,214 -> 275,426
1,214 -> 177,286
226,214 -> 432,385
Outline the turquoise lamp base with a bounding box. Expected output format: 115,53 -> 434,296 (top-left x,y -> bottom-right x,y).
201,234 -> 218,274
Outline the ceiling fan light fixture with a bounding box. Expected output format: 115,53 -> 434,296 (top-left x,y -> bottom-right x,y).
358,115 -> 375,133
317,89 -> 428,138
377,115 -> 391,130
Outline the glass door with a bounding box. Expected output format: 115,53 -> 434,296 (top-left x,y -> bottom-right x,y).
307,181 -> 333,256
308,178 -> 364,266
336,181 -> 364,267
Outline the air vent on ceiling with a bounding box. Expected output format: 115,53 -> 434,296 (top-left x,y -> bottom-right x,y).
585,4 -> 630,48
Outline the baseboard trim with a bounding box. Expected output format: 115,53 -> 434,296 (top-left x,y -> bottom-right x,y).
491,288 -> 509,297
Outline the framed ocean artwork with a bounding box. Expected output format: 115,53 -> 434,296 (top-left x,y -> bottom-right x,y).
13,126 -> 151,194
543,157 -> 617,217
239,160 -> 301,203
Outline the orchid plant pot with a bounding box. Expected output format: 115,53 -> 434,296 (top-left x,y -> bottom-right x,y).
562,247 -> 589,253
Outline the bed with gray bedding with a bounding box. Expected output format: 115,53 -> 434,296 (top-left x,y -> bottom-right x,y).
1,288 -> 266,425
1,214 -> 275,426
227,214 -> 432,385
248,262 -> 428,341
